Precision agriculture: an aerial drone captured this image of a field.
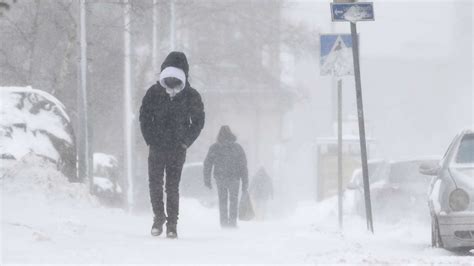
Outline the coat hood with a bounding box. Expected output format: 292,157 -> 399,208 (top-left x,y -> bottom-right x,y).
161,51 -> 189,77
217,125 -> 236,143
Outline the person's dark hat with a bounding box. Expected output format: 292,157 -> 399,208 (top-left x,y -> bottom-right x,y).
161,51 -> 189,77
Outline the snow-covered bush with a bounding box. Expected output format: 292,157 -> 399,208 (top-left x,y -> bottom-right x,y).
92,152 -> 124,207
0,86 -> 77,181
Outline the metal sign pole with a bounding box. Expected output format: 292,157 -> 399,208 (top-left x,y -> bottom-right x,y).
337,79 -> 343,229
321,32 -> 354,229
350,21 -> 374,233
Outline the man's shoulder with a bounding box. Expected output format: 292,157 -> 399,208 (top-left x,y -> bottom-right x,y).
232,142 -> 243,149
209,143 -> 225,153
186,86 -> 202,98
233,143 -> 246,156
147,83 -> 165,94
143,84 -> 166,100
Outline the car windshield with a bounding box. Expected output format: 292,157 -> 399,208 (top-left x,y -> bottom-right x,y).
455,133 -> 474,164
389,161 -> 426,183
352,161 -> 388,185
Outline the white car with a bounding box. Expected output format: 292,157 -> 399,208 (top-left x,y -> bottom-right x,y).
347,158 -> 437,222
419,129 -> 474,249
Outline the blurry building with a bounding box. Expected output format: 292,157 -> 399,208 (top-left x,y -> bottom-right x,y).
315,117 -> 377,201
170,0 -> 295,174
132,0 -> 296,211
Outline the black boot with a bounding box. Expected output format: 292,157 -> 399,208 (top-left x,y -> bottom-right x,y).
151,217 -> 164,236
166,223 -> 178,239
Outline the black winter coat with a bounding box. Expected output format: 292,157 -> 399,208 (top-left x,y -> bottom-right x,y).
203,134 -> 248,189
139,83 -> 205,150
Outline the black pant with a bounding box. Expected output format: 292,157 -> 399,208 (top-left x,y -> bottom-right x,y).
216,178 -> 240,227
148,146 -> 186,225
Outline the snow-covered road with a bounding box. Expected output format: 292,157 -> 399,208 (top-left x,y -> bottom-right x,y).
1,159 -> 473,264
3,197 -> 473,264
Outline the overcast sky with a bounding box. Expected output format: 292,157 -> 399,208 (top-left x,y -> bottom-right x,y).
285,0 -> 473,160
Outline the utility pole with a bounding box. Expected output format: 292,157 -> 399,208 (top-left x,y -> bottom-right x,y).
78,0 -> 91,185
152,0 -> 159,74
170,0 -> 175,50
123,0 -> 134,211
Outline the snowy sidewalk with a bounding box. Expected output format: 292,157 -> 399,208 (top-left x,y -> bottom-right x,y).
3,195 -> 473,264
1,160 -> 473,264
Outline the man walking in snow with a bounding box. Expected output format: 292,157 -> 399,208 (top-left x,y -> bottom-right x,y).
139,51 -> 205,238
203,125 -> 248,228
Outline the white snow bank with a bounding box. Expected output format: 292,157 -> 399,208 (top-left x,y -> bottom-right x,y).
289,199 -> 471,264
1,153 -> 97,208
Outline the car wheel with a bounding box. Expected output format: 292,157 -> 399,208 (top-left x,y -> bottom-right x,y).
431,216 -> 443,248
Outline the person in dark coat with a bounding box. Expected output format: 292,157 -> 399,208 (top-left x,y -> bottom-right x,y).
203,126 -> 248,228
139,51 -> 205,238
249,167 -> 274,220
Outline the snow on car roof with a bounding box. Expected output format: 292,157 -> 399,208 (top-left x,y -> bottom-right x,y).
388,156 -> 441,164
460,128 -> 473,135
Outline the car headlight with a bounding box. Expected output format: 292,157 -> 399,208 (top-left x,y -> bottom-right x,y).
449,189 -> 470,212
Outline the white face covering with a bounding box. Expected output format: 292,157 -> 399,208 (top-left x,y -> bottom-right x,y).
159,67 -> 186,98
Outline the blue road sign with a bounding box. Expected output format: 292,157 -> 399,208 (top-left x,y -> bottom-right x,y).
331,2 -> 374,22
320,34 -> 354,76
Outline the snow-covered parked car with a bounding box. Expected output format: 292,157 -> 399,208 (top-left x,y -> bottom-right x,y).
92,153 -> 124,207
180,162 -> 216,207
347,158 -> 438,222
0,86 -> 77,181
419,129 -> 474,249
